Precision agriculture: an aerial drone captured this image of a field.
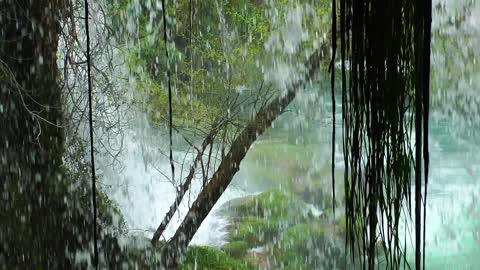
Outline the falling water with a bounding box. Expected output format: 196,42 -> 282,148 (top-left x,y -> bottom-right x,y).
95,0 -> 479,268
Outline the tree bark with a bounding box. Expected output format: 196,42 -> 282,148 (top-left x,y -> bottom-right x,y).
0,1 -> 72,268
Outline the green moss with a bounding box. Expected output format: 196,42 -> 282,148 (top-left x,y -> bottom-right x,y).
281,223 -> 328,252
222,190 -> 322,247
228,216 -> 279,246
222,189 -> 308,222
271,223 -> 344,270
181,246 -> 253,270
220,190 -> 346,269
337,215 -> 347,234
133,75 -> 219,128
222,241 -> 249,258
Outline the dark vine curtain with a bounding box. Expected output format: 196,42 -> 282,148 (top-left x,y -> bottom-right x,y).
331,0 -> 432,269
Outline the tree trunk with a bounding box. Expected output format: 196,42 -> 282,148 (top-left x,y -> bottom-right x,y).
151,127 -> 216,246
160,48 -> 325,268
0,1 -> 72,268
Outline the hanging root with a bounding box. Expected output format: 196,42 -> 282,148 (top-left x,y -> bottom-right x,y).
336,0 -> 431,269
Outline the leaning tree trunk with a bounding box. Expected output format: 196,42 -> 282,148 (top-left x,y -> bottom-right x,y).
160,48 -> 326,268
0,1 -> 75,268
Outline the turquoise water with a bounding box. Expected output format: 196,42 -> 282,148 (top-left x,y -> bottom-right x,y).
237,1 -> 480,268
422,1 -> 480,268
409,118 -> 480,269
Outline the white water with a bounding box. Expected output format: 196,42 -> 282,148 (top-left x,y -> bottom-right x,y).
91,0 -> 480,268
97,115 -> 253,246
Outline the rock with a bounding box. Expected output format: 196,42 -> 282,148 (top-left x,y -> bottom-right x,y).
245,246 -> 272,270
218,189 -> 346,270
227,216 -> 279,246
219,189 -> 311,223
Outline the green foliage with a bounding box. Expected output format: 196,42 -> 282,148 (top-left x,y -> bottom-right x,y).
97,189 -> 128,234
61,153 -> 128,235
228,216 -> 279,245
271,223 -> 344,270
181,246 -> 253,270
221,241 -> 249,258
280,223 -> 328,253
109,0 -> 332,137
222,190 -> 315,247
110,0 -> 271,131
337,215 -> 347,234
222,189 -> 308,222
133,74 -> 219,129
219,189 -> 346,269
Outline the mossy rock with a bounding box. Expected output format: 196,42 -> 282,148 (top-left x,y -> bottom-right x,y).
244,249 -> 271,270
181,246 -> 253,270
221,189 -> 319,247
280,223 -> 329,252
227,216 -> 279,246
220,190 -> 346,269
222,241 -> 249,258
271,222 -> 345,270
220,189 -> 310,222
